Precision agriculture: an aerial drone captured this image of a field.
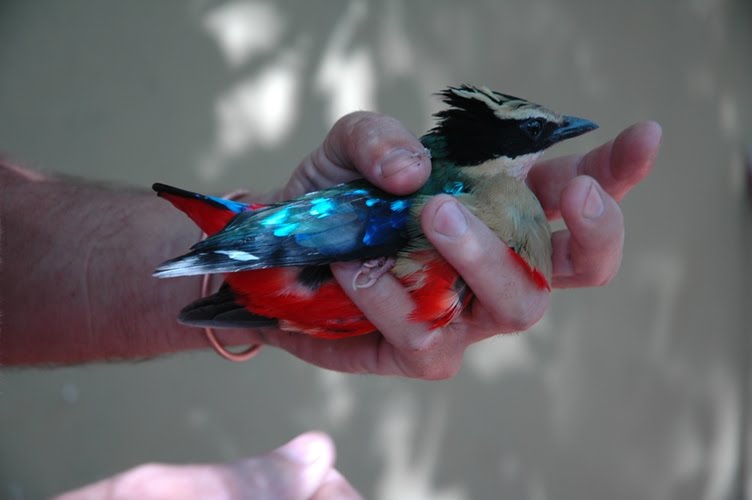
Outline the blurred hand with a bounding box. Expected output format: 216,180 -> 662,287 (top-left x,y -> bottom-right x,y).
56,432 -> 362,500
240,113 -> 661,379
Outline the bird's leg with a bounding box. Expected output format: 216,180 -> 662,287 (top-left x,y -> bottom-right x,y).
352,256 -> 396,289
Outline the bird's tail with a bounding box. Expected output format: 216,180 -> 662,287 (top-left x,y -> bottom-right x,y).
152,183 -> 262,236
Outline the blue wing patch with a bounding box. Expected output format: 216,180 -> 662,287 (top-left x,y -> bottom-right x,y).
155,181 -> 413,276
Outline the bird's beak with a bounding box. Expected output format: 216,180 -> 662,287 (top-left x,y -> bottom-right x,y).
548,115 -> 598,145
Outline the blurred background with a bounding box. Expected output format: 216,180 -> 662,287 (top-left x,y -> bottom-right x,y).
1,0 -> 751,498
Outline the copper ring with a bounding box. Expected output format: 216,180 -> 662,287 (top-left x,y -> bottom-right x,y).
199,189 -> 263,362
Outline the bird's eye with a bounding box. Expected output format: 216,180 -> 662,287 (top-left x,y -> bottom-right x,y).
522,119 -> 544,140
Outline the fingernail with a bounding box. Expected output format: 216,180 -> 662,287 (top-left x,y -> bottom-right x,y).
582,183 -> 604,219
433,200 -> 468,237
379,148 -> 425,178
277,434 -> 327,465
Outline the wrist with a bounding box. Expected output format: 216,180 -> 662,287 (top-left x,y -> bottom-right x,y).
155,188 -> 266,358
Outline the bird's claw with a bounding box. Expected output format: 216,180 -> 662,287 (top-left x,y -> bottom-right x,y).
352,256 -> 396,289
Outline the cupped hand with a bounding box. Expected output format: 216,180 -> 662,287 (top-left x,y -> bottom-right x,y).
55,432 -> 362,500
242,112 -> 661,379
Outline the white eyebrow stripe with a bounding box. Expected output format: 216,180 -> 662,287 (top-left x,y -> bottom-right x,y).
453,87 -> 501,110
496,108 -> 557,121
449,87 -> 558,123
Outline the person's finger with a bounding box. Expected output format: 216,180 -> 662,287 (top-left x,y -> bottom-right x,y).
311,469 -> 365,500
528,121 -> 661,218
54,464 -> 232,500
228,431 -> 336,500
55,432 -> 337,500
421,195 -> 549,339
284,112 -> 431,198
329,261 -> 464,380
551,176 -> 624,288
329,195 -> 552,375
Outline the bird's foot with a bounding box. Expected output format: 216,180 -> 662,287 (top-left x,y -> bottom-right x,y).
352,256 -> 396,289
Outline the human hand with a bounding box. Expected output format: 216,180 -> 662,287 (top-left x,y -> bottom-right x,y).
55,432 -> 361,500
236,113 -> 661,379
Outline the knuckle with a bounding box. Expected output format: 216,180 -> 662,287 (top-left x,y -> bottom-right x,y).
228,458 -> 274,493
578,252 -> 621,287
400,340 -> 464,381
330,112 -> 405,174
489,290 -> 549,332
350,113 -> 395,153
422,363 -> 460,380
406,357 -> 461,380
344,112 -> 386,142
457,234 -> 488,266
595,268 -> 618,287
307,146 -> 333,176
324,112 -> 380,163
333,110 -> 376,134
593,268 -> 615,286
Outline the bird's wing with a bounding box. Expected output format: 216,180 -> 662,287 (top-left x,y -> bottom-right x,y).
153,181 -> 412,277
178,283 -> 278,328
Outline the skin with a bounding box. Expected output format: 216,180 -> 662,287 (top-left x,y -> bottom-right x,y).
1,113 -> 661,498
54,432 -> 362,500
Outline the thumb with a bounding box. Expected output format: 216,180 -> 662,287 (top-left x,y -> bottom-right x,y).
229,432 -> 336,500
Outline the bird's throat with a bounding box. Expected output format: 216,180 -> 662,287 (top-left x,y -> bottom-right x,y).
463,152 -> 543,182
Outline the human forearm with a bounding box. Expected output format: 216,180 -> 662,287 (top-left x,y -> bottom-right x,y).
0,162 -> 248,365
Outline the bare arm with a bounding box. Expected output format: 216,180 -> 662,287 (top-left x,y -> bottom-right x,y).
0,162 -> 252,365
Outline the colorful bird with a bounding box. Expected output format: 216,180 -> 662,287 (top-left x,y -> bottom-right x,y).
153,85 -> 597,338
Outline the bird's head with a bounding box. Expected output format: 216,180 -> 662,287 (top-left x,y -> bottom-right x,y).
430,85 -> 598,179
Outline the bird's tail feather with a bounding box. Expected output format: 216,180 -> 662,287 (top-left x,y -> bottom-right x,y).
152,183 -> 257,236
179,283 -> 278,328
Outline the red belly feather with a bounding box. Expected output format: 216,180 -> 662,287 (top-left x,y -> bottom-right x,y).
221,246 -> 548,339
223,250 -> 470,338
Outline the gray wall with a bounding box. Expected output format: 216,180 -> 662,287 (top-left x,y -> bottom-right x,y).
1,1 -> 750,498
